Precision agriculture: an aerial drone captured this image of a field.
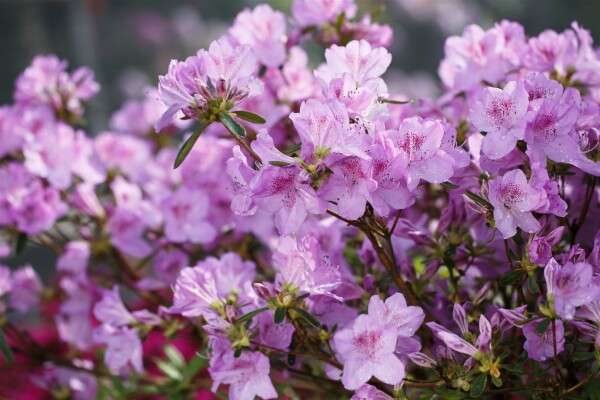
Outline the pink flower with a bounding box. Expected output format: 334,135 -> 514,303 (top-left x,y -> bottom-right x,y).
209,349 -> 277,400
9,265 -> 42,313
229,5 -> 287,68
470,81 -> 529,160
291,0 -> 356,28
57,241 -> 90,282
333,314 -> 405,390
351,384 -> 393,400
546,259 -> 600,320
367,293 -> 425,337
93,325 -> 144,374
272,235 -> 342,298
161,186 -> 217,244
290,99 -> 370,160
390,117 -> 456,191
488,169 -> 545,239
252,165 -> 326,235
322,40 -> 391,87
529,227 -> 564,265
93,286 -> 134,327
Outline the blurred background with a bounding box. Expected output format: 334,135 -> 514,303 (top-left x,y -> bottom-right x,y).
2,0 -> 600,134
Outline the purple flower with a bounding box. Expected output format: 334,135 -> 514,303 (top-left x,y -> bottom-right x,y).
93,286 -> 134,327
368,293 -> 425,337
391,117 -> 456,190
470,81 -> 529,160
291,0 -> 356,28
546,258 -> 600,320
272,235 -> 342,299
333,314 -> 405,390
351,384 -> 393,400
319,156 -> 377,220
488,169 -> 545,239
170,253 -> 256,318
209,349 -> 277,400
229,5 -> 287,68
57,241 -> 90,282
9,265 -> 42,313
529,226 -> 564,265
252,165 -> 325,235
93,324 -> 144,374
14,55 -> 99,117
55,277 -> 92,350
522,319 -> 565,362
161,186 -> 217,244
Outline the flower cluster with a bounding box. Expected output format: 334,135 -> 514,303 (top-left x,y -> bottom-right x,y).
1,1 -> 600,399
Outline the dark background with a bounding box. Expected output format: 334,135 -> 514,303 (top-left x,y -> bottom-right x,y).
2,0 -> 600,133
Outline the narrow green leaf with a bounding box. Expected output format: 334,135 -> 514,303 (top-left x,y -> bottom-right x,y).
219,112 -> 246,137
491,375 -> 502,387
274,307 -> 286,324
441,181 -> 460,189
156,359 -> 183,381
0,330 -> 14,364
14,233 -> 27,255
283,142 -> 302,155
269,161 -> 291,167
500,270 -> 522,287
292,307 -> 321,328
173,124 -> 208,169
379,97 -> 412,105
233,110 -> 266,124
527,275 -> 538,294
465,190 -> 494,209
470,374 -> 487,398
235,307 -> 269,324
534,319 -> 551,334
573,352 -> 595,361
164,345 -> 185,368
183,355 -> 207,383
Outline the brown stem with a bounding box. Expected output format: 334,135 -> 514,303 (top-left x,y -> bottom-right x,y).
230,132 -> 263,165
562,366 -> 600,395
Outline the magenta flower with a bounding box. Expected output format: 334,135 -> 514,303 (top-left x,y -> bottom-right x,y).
470,81 -> 529,160
367,293 -> 425,337
229,5 -> 287,68
333,314 -> 405,390
391,117 -> 456,191
488,169 -> 545,239
272,235 -> 342,299
209,349 -> 277,400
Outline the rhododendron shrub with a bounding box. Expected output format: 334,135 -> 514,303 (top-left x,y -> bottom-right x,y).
1,2 -> 600,399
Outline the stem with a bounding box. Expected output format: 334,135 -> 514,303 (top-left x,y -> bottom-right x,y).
562,365 -> 600,395
230,132 -> 263,165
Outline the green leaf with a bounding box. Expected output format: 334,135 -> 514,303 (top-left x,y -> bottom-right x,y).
219,112 -> 246,137
292,307 -> 321,328
527,275 -> 538,294
491,375 -> 502,387
156,359 -> 183,381
465,190 -> 494,209
164,345 -> 185,368
233,110 -> 266,124
535,319 -> 551,334
183,354 -> 207,383
269,161 -> 291,167
0,329 -> 14,364
173,124 -> 208,169
500,270 -> 522,287
470,374 -> 487,398
235,307 -> 269,324
274,306 -> 286,324
573,352 -> 596,361
441,181 -> 460,189
379,97 -> 412,105
283,142 -> 302,155
14,233 -> 27,255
